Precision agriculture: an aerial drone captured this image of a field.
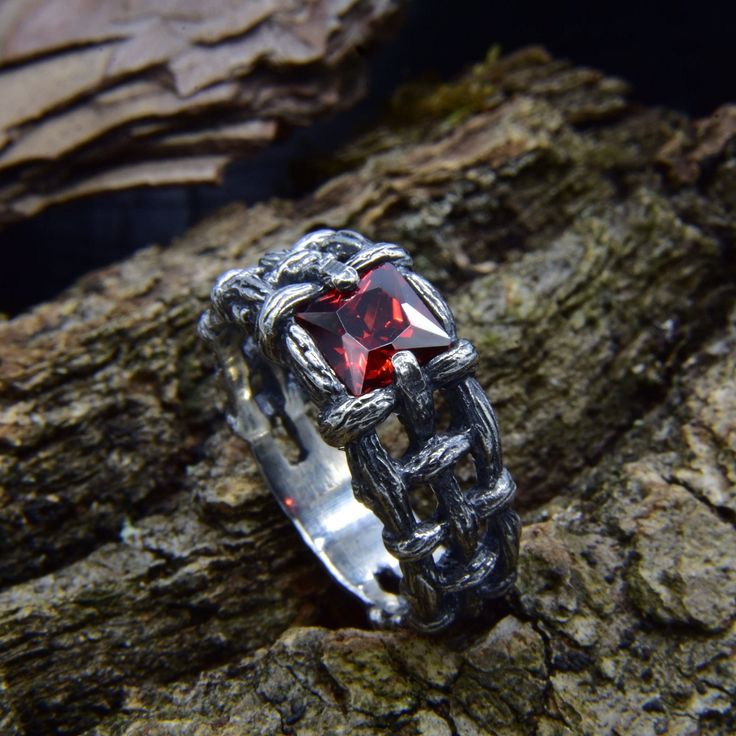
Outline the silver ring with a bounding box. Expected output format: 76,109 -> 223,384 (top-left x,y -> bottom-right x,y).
199,229 -> 520,632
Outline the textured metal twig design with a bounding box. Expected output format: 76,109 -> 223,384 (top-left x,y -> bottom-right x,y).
200,229 -> 520,631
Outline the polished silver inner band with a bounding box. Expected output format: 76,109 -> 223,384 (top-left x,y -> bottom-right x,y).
214,327 -> 404,617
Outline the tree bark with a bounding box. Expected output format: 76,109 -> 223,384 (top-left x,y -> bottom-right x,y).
1,47 -> 735,735
0,0 -> 403,224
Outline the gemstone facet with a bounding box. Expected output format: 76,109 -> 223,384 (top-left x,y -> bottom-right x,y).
296,263 -> 451,395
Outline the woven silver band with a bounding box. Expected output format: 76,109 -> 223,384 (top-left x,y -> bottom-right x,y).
199,229 -> 520,632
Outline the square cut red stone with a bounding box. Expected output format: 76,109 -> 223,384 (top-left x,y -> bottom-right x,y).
296,263 -> 451,396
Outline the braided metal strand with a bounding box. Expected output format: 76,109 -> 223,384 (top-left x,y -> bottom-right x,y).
200,229 -> 520,631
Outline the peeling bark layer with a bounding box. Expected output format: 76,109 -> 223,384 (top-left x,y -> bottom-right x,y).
0,48 -> 735,735
0,0 -> 403,223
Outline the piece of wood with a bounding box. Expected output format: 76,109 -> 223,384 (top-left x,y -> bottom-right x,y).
0,47 -> 735,735
0,0 -> 403,224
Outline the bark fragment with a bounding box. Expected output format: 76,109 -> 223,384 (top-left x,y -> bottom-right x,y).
0,0 -> 403,223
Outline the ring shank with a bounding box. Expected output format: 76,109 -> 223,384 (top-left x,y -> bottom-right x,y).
214,327 -> 403,616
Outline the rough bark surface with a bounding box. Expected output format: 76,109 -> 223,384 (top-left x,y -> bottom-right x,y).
0,0 -> 402,223
1,48 -> 735,735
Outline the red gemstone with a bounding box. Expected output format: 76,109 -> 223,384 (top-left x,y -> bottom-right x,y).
296,263 -> 451,395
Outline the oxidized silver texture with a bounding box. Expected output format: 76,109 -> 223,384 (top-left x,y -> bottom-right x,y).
199,229 -> 520,632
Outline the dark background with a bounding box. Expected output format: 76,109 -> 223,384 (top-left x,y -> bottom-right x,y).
2,0 -> 735,316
